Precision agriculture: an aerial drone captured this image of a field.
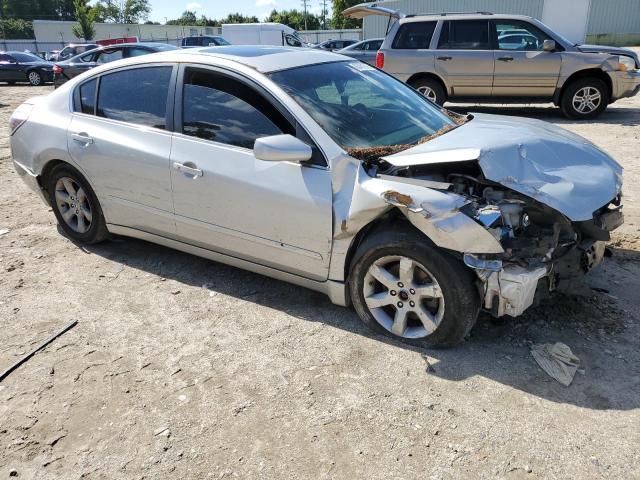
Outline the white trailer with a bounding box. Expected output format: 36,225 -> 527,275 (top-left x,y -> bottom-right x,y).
221,23 -> 305,47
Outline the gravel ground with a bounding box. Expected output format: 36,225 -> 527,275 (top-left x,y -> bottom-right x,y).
1,57 -> 640,479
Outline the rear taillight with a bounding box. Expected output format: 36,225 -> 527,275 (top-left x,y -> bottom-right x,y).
9,103 -> 34,135
375,51 -> 384,69
53,65 -> 63,75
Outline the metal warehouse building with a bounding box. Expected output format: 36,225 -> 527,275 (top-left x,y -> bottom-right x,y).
362,0 -> 640,46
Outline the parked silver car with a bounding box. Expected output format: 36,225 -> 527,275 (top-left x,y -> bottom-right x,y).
344,5 -> 640,118
337,38 -> 384,65
11,46 -> 623,347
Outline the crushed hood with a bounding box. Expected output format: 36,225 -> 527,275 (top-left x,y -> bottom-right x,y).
382,114 -> 623,222
577,44 -> 639,66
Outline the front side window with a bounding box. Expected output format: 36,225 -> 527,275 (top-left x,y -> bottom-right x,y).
392,22 -> 437,49
97,66 -> 172,129
0,54 -> 13,62
212,37 -> 231,46
366,40 -> 383,51
95,49 -> 124,64
495,20 -> 554,51
182,68 -> 292,149
285,34 -> 302,47
438,20 -> 490,50
269,61 -> 456,152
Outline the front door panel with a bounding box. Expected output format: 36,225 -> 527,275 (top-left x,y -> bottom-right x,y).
492,51 -> 561,96
170,136 -> 332,280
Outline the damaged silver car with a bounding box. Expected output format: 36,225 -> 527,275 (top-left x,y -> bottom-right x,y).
10,46 -> 623,347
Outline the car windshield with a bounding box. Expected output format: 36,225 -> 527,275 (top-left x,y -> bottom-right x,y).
213,37 -> 230,46
11,52 -> 42,62
269,61 -> 459,159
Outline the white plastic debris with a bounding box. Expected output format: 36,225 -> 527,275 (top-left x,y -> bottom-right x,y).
531,342 -> 580,386
0,228 -> 10,237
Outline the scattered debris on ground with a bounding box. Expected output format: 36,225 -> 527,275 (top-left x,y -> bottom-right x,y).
531,342 -> 581,386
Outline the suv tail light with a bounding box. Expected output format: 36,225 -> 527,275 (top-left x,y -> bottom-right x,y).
53,65 -> 63,75
9,103 -> 34,136
375,51 -> 384,69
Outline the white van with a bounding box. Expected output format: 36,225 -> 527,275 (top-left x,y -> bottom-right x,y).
221,23 -> 305,47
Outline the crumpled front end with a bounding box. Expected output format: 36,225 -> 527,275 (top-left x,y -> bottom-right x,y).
335,114 -> 624,317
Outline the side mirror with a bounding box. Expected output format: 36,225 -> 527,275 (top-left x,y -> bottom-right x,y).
254,134 -> 312,163
543,39 -> 556,52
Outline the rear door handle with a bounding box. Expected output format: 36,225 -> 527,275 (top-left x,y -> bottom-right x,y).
497,56 -> 514,62
71,132 -> 93,145
173,162 -> 203,178
437,56 -> 452,61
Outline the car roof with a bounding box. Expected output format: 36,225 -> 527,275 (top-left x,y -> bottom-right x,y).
95,42 -> 175,49
400,13 -> 534,23
169,45 -> 350,73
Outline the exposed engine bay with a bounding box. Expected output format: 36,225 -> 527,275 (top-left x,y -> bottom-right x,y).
363,157 -> 624,317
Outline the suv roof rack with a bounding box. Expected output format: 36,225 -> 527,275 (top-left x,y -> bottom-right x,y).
406,11 -> 494,17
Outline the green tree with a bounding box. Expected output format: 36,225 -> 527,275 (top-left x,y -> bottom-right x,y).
0,0 -> 76,21
331,0 -> 361,29
265,9 -> 321,30
71,0 -> 95,40
90,0 -> 150,23
0,18 -> 34,39
165,10 -> 197,25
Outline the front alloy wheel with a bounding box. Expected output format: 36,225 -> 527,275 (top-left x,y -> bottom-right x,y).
561,77 -> 609,119
572,86 -> 602,114
363,255 -> 445,339
28,70 -> 42,86
349,229 -> 480,348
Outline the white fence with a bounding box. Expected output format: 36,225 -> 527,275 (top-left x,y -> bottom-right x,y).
298,29 -> 363,44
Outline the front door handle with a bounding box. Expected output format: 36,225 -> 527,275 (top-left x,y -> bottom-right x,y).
437,56 -> 452,61
173,162 -> 203,178
71,132 -> 93,145
497,56 -> 514,62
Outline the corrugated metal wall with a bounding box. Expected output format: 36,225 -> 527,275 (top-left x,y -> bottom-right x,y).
363,0 -> 544,38
586,0 -> 640,46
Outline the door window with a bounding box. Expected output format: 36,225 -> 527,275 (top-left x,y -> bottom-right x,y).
285,34 -> 302,47
181,67 -> 293,149
128,47 -> 152,57
495,20 -> 555,51
96,66 -> 172,129
78,79 -> 97,114
0,54 -> 14,63
392,21 -> 437,49
95,49 -> 123,64
365,40 -> 383,50
437,20 -> 490,50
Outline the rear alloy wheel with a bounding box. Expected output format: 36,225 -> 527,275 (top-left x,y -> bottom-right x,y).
560,77 -> 609,119
28,70 -> 42,86
47,164 -> 108,244
349,229 -> 480,348
410,78 -> 445,106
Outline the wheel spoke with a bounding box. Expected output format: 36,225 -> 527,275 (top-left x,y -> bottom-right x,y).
391,309 -> 408,336
415,283 -> 442,299
398,257 -> 414,285
55,190 -> 70,204
62,178 -> 76,196
365,291 -> 394,309
81,206 -> 92,222
77,187 -> 87,203
414,308 -> 438,334
61,208 -> 75,222
369,264 -> 398,289
77,212 -> 86,233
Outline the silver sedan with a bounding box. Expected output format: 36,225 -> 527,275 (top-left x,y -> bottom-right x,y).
10,46 -> 623,347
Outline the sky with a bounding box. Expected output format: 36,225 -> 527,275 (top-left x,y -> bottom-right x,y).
146,0 -> 332,23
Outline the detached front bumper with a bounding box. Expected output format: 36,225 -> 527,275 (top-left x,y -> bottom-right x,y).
609,69 -> 640,101
466,240 -> 607,318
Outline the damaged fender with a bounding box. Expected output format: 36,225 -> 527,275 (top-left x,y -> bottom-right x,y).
328,158 -> 504,282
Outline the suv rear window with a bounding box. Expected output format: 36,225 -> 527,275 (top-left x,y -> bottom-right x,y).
392,21 -> 437,49
438,20 -> 490,50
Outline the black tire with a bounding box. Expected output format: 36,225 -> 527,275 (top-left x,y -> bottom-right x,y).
27,70 -> 42,86
560,77 -> 609,119
348,228 -> 480,348
46,163 -> 108,244
410,77 -> 446,106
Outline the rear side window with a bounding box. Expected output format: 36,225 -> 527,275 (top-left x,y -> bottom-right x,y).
97,66 -> 172,129
79,79 -> 97,114
95,49 -> 123,64
366,40 -> 383,50
181,67 -> 293,149
392,22 -> 437,49
438,20 -> 490,50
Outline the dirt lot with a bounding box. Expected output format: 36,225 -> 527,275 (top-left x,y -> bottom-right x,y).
1,58 -> 640,479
